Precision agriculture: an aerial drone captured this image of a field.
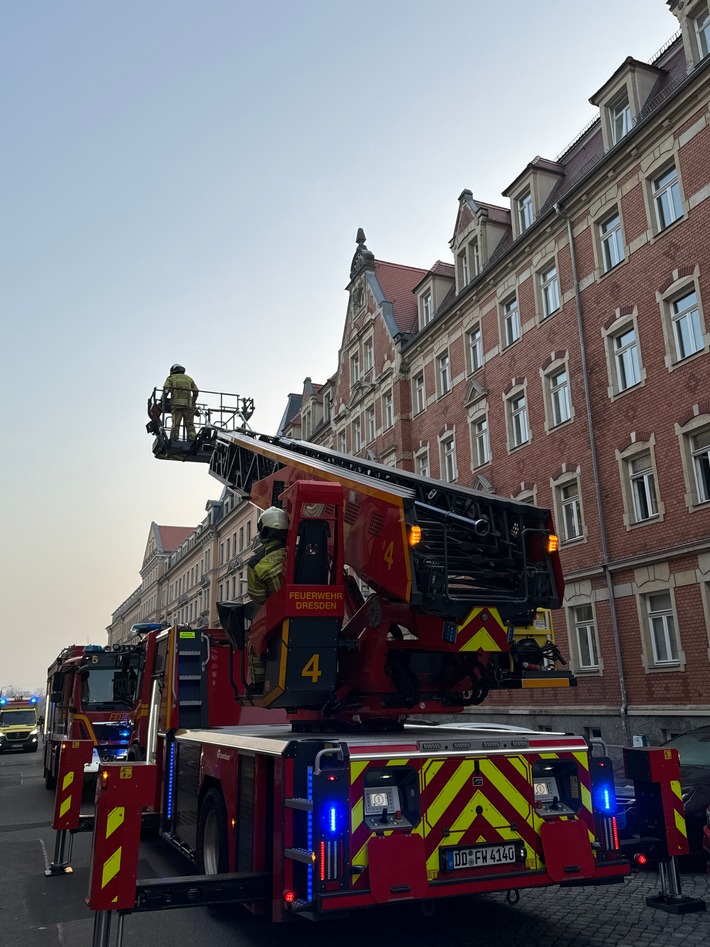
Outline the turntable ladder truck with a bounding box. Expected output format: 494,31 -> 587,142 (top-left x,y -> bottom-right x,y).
136,407 -> 629,921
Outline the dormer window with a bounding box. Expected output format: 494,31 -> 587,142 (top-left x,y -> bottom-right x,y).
695,7 -> 710,59
610,91 -> 632,144
517,190 -> 533,233
457,249 -> 469,288
421,290 -> 434,326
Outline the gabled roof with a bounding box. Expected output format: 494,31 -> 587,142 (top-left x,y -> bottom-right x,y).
277,393 -> 303,435
412,260 -> 455,293
372,260 -> 430,334
155,525 -> 194,553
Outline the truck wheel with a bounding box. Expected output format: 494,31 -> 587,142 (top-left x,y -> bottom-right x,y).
127,744 -> 145,762
197,788 -> 229,875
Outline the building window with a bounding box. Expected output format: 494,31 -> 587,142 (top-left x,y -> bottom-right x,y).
670,289 -> 703,361
437,351 -> 451,396
421,290 -> 434,327
466,324 -> 483,373
502,296 -> 521,347
646,591 -> 679,665
471,415 -> 490,468
547,366 -> 571,427
413,372 -> 426,414
652,166 -> 683,232
573,604 -> 600,670
352,417 -> 362,453
611,326 -> 641,392
556,479 -> 583,542
458,249 -> 470,288
415,448 -> 430,478
363,336 -> 374,374
517,189 -> 533,233
366,405 -> 376,443
507,392 -> 529,448
628,451 -> 659,522
440,433 -> 457,482
610,91 -> 632,144
540,263 -> 560,318
692,427 -> 710,503
695,7 -> 710,58
600,212 -> 624,271
338,430 -> 346,453
382,389 -> 393,429
350,351 -> 360,386
470,239 -> 481,277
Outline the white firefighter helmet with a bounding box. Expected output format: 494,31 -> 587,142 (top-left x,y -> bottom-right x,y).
257,506 -> 290,535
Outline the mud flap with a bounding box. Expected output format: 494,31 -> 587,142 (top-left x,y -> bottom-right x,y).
540,819 -> 595,882
367,834 -> 428,903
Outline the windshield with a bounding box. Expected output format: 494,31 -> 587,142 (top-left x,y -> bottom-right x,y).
0,709 -> 37,726
79,654 -> 141,709
666,730 -> 710,766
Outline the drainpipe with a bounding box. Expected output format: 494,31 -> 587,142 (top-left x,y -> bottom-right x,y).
553,202 -> 630,746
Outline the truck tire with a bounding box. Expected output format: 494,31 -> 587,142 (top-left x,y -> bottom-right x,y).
196,788 -> 229,875
127,744 -> 145,762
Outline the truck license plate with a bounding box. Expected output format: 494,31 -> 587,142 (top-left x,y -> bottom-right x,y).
444,843 -> 517,870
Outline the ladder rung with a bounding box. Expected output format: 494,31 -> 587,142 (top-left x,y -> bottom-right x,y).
285,847 -> 314,864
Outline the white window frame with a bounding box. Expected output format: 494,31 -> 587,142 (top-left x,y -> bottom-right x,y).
572,604 -> 600,671
415,448 -> 430,478
692,427 -> 710,503
469,238 -> 481,277
470,414 -> 490,469
413,372 -> 426,414
539,263 -> 560,318
502,295 -> 521,347
439,432 -> 458,482
646,591 -> 679,666
599,211 -> 624,272
517,189 -> 533,233
612,325 -> 641,392
652,165 -> 683,232
382,389 -> 393,430
552,473 -> 584,544
352,416 -> 362,453
695,6 -> 710,58
548,365 -> 571,428
506,388 -> 529,449
610,90 -> 632,144
363,336 -> 374,374
458,249 -> 470,288
350,351 -> 360,387
437,351 -> 452,396
629,451 -> 659,523
466,323 -> 483,373
671,289 -> 704,361
421,290 -> 434,327
338,430 -> 346,454
366,405 -> 376,443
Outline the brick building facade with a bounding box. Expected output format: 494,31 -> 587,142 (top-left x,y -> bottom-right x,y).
286,6 -> 710,749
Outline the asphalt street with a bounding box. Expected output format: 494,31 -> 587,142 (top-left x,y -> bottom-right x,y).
1,748 -> 709,947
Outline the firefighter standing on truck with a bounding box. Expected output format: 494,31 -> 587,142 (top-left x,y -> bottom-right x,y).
164,363 -> 199,442
246,506 -> 289,695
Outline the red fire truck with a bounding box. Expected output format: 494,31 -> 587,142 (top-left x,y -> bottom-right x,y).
136,410 -> 629,919
43,643 -> 142,789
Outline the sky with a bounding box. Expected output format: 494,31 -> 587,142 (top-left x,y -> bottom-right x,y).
1,0 -> 679,693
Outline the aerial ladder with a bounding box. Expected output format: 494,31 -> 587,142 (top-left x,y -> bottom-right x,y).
147,388 -> 571,726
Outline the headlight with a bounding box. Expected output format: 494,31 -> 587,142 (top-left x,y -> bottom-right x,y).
29,728 -> 38,736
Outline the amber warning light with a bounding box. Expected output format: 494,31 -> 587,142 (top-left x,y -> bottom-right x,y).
409,525 -> 422,547
547,534 -> 559,553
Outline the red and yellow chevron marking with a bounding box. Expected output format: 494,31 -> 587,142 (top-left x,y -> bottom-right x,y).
348,749 -> 603,890
663,779 -> 689,856
58,769 -> 75,822
100,806 -> 126,905
455,607 -> 509,653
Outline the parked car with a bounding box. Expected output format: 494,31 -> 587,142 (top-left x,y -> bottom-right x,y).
703,804 -> 710,873
615,727 -> 710,860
